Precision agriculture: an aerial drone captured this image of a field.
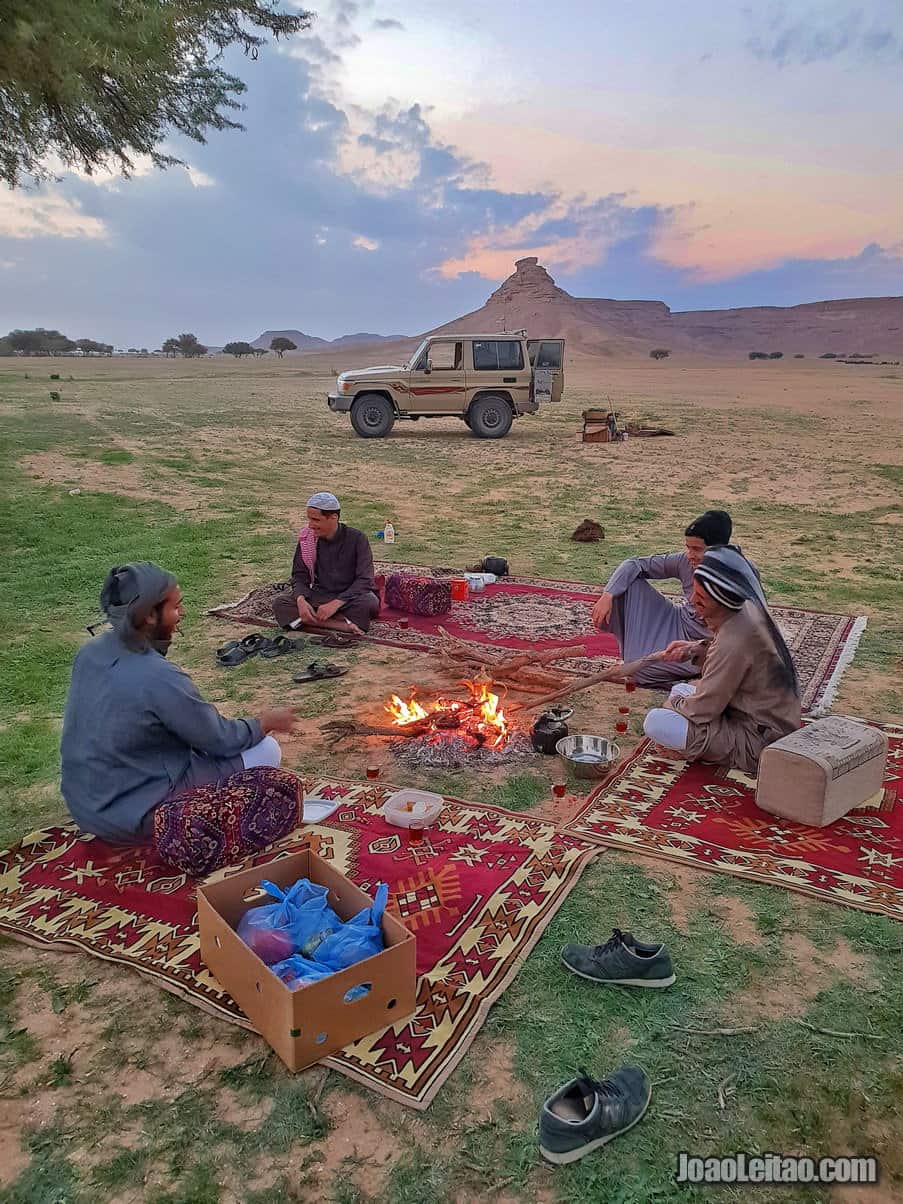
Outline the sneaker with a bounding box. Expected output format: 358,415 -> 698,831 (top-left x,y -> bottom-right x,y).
560,928 -> 675,988
539,1066 -> 651,1165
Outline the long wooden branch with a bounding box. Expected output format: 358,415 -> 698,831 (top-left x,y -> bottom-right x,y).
508,651 -> 668,713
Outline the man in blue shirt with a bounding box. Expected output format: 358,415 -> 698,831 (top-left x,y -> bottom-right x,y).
61,562 -> 296,842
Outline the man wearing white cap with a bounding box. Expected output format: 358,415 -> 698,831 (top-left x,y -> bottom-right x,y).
272,492 -> 379,633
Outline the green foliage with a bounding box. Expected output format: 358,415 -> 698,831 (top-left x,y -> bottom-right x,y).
748,350 -> 768,359
170,332 -> 208,358
74,338 -> 113,355
270,336 -> 297,357
0,0 -> 314,186
222,341 -> 254,357
4,328 -> 74,356
649,348 -> 670,359
768,350 -> 783,359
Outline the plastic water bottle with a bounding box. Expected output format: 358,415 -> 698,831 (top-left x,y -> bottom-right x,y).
383,521 -> 396,545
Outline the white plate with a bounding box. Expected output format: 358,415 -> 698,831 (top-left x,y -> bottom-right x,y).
302,798 -> 340,824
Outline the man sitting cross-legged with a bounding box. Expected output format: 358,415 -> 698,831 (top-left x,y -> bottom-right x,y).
61,562 -> 297,844
642,545 -> 801,774
272,491 -> 380,635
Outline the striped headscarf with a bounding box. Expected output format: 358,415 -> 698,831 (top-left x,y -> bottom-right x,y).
695,546 -> 798,694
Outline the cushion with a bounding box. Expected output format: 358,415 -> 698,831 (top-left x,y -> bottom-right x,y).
152,767 -> 303,876
756,717 -> 888,828
384,572 -> 452,616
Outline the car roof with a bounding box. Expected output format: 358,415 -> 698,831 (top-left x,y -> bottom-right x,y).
429,331 -> 528,339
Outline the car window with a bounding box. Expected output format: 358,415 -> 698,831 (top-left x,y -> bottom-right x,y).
428,342 -> 461,370
472,340 -> 524,370
536,342 -> 562,369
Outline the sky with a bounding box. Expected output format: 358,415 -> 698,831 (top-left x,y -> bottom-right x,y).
1,0 -> 902,347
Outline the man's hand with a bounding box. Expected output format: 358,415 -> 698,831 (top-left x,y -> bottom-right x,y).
296,596 -> 317,624
315,598 -> 343,622
591,591 -> 613,631
662,639 -> 695,661
258,706 -> 297,734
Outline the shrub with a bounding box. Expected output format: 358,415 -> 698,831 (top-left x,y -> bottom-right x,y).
649,348 -> 670,360
749,351 -> 768,360
768,351 -> 783,359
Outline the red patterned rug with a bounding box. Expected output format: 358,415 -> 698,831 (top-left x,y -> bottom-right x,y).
0,781 -> 597,1110
562,723 -> 903,920
207,563 -> 865,716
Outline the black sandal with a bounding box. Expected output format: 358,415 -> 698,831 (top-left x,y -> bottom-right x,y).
292,661 -> 349,683
216,632 -> 275,667
260,635 -> 305,658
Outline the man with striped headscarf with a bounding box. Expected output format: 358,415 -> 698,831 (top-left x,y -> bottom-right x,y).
642,546 -> 801,774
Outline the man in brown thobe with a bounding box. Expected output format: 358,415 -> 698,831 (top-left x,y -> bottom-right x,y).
643,546 -> 801,774
272,492 -> 379,634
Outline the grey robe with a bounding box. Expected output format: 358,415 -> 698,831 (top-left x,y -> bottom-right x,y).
601,552 -> 711,686
670,603 -> 801,774
61,630 -> 263,841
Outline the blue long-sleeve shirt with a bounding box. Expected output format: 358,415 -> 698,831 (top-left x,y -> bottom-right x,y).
60,630 -> 262,841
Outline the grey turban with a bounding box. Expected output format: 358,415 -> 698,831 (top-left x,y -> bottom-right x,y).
100,562 -> 176,646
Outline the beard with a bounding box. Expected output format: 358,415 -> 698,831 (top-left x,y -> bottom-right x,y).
147,608 -> 177,654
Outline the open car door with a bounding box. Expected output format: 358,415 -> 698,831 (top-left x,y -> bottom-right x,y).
527,339 -> 565,402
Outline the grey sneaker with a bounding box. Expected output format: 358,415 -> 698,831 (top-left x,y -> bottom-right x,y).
561,928 -> 675,987
539,1066 -> 651,1165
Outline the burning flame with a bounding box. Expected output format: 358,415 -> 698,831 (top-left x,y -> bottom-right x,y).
385,691 -> 429,725
385,677 -> 508,748
462,677 -> 508,747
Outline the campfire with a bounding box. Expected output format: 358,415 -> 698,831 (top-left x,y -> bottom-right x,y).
385,677 -> 509,749
382,676 -> 533,771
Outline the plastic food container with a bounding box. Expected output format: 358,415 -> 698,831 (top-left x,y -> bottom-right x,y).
450,578 -> 468,601
382,789 -> 445,829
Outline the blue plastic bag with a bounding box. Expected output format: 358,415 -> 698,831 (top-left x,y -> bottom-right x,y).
313,882 -> 390,971
270,954 -> 334,990
237,877 -> 343,964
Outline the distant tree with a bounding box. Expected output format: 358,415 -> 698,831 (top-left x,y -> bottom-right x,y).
7,327 -> 75,355
161,337 -> 179,357
252,347 -> 268,357
649,348 -> 670,360
0,335 -> 13,356
127,347 -> 138,354
223,340 -> 254,357
140,347 -> 149,355
270,336 -> 297,358
794,354 -> 805,358
174,332 -> 207,358
748,351 -> 768,360
768,351 -> 783,359
0,1 -> 314,188
820,352 -> 837,359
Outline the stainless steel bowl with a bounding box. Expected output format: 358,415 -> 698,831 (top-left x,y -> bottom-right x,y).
555,734 -> 621,780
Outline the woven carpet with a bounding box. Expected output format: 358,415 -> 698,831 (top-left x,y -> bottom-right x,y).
562,723 -> 902,920
208,563 -> 866,716
0,781 -> 597,1110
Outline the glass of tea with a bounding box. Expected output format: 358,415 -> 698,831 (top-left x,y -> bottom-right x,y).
552,780 -> 568,800
366,765 -> 380,781
625,680 -> 637,694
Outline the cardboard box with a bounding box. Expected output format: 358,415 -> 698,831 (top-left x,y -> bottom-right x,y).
198,848 -> 416,1072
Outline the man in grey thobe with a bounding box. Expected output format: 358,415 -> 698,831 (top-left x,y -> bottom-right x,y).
61,563 -> 296,842
591,510 -> 733,686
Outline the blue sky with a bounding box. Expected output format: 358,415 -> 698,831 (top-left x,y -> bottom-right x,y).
1,0 -> 901,346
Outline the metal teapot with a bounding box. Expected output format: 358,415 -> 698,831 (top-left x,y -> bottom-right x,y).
531,707 -> 574,755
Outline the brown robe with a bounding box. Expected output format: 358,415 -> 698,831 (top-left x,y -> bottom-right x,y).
670,603 -> 801,774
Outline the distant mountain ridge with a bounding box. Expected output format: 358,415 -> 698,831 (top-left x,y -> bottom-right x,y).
428,257 -> 903,356
250,329 -> 407,352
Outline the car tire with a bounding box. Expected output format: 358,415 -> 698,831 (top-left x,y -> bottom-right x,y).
350,394 -> 395,438
467,395 -> 513,439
